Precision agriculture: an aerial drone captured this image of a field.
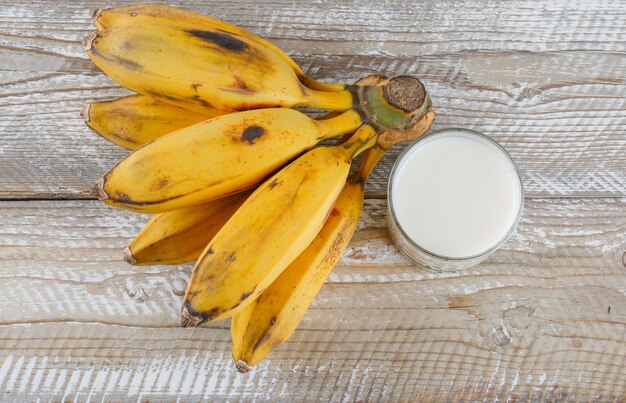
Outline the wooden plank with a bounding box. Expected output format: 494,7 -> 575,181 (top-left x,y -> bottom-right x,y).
0,198 -> 624,400
1,1 -> 625,198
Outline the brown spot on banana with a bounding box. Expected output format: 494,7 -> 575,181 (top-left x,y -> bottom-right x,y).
186,29 -> 248,53
232,76 -> 253,92
226,253 -> 236,262
191,83 -> 202,93
146,90 -> 180,104
191,95 -> 213,108
110,54 -> 142,71
241,126 -> 265,144
155,178 -> 169,189
269,178 -> 280,189
233,102 -> 279,110
114,191 -> 132,202
240,288 -> 255,302
112,55 -> 141,70
184,289 -> 200,300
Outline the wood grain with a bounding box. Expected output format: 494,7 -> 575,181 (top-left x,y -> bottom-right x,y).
2,0 -> 626,400
1,0 -> 625,198
0,198 -> 624,400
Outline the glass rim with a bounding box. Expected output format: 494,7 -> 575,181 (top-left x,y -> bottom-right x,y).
387,127 -> 525,262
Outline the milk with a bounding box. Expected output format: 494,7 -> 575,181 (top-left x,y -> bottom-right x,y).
389,129 -> 522,259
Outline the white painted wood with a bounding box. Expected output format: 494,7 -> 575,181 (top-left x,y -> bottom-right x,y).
0,198 -> 624,400
0,1 -> 625,198
1,0 -> 626,400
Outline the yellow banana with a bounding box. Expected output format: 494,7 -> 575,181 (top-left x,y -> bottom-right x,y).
230,179 -> 363,371
83,94 -> 218,150
230,110 -> 436,371
91,4 -> 344,93
122,115 -> 350,265
125,189 -> 254,265
180,125 -> 378,327
93,107 -> 364,213
85,95 -> 346,151
84,21 -> 354,113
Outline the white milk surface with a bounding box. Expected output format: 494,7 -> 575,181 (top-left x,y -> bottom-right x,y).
390,130 -> 522,258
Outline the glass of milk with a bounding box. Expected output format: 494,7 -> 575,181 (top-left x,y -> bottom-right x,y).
387,128 -> 524,271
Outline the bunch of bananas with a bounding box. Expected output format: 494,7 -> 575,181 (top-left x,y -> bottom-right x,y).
84,4 -> 435,371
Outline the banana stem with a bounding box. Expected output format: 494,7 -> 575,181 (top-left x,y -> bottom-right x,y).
299,75 -> 346,93
340,124 -> 377,159
302,86 -> 356,111
351,145 -> 387,183
349,109 -> 436,184
315,109 -> 364,139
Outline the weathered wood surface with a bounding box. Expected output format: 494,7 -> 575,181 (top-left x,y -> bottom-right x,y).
1,0 -> 626,401
1,0 -> 625,198
0,199 -> 625,400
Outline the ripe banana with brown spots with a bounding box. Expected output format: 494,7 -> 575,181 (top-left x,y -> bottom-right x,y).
93,107 -> 364,213
91,4 -> 344,93
81,3 -> 439,369
121,117 -> 350,265
83,94 -> 218,150
84,95 -> 350,151
180,124 -> 378,327
230,109 -> 435,371
125,189 -> 254,265
85,16 -> 354,113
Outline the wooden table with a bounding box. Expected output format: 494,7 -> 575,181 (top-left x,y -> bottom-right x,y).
1,0 -> 625,400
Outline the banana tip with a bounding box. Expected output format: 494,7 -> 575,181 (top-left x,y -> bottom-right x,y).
91,177 -> 108,200
235,360 -> 250,373
80,104 -> 91,123
123,247 -> 137,265
180,303 -> 206,328
90,9 -> 103,25
83,32 -> 97,52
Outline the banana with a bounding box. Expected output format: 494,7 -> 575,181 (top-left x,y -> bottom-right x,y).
125,189 -> 254,265
91,4 -> 344,93
93,107 -> 364,213
180,124 -> 378,327
83,94 -> 218,150
122,115 -> 351,265
84,21 -> 354,114
230,178 -> 363,371
84,95 -> 345,151
230,109 -> 436,371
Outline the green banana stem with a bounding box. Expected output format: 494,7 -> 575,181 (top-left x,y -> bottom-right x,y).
361,86 -> 430,130
350,75 -> 431,134
311,75 -> 432,136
